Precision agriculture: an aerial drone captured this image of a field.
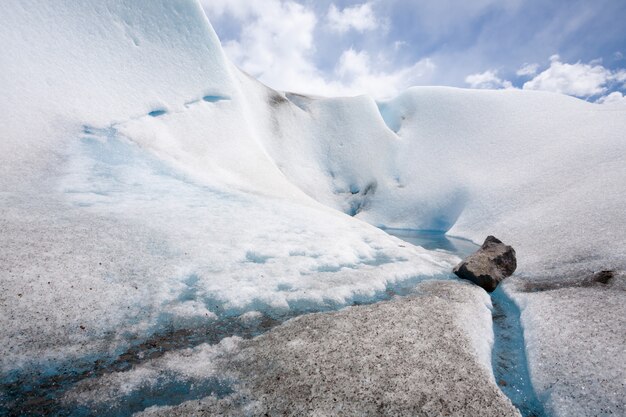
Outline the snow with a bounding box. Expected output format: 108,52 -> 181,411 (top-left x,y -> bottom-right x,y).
0,0 -> 455,378
1,0 -> 625,415
63,337 -> 241,414
2,126 -> 454,374
0,0 -> 234,191
251,83 -> 626,417
505,277 -> 626,417
260,86 -> 626,276
372,89 -> 626,416
68,281 -> 520,417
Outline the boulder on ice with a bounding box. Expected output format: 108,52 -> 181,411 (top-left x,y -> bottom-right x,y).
453,236 -> 517,292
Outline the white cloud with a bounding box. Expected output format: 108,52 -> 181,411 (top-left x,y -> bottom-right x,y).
465,70 -> 513,89
394,40 -> 408,51
201,0 -> 434,98
336,49 -> 371,78
326,3 -> 379,34
516,63 -> 539,77
597,91 -> 626,105
200,0 -> 262,20
201,0 -> 322,92
523,56 -> 626,97
334,49 -> 436,98
202,0 -> 626,99
589,57 -> 603,66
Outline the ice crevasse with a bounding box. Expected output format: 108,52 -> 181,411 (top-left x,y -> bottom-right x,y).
1,1 -> 625,416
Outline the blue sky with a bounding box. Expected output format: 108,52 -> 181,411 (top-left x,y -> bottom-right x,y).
201,0 -> 626,103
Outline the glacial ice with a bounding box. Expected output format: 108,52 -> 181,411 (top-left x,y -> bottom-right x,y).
506,279 -> 626,417
67,281 -> 521,417
1,0 -> 625,416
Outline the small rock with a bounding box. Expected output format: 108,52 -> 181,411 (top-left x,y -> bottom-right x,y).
591,270 -> 614,284
582,270 -> 615,287
453,236 -> 517,292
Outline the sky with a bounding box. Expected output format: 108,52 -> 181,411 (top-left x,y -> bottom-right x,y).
201,0 -> 626,103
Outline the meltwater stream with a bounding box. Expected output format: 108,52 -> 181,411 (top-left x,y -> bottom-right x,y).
491,287 -> 547,417
3,230 -> 545,417
387,230 -> 546,417
0,247 -> 450,416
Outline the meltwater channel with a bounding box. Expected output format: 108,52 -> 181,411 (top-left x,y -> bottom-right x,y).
387,229 -> 547,417
2,230 -> 546,417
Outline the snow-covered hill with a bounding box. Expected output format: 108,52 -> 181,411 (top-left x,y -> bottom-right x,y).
1,1 -> 624,416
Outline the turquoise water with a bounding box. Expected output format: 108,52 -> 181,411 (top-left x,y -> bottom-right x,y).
491,287 -> 547,417
387,229 -> 546,417
384,228 -> 478,258
2,216 -> 544,416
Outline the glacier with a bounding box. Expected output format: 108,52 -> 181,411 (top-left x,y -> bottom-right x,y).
1,1 -> 625,416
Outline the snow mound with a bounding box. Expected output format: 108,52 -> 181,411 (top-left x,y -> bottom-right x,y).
0,0 -> 234,190
1,2 -> 625,416
258,85 -> 626,276
0,0 -> 455,378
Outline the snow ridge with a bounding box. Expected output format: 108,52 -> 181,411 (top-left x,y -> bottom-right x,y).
1,2 -> 625,416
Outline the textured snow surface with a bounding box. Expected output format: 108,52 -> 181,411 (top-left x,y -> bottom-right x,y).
0,0 -> 455,377
0,0 -> 234,190
506,277 -> 626,417
71,281 -> 519,417
1,1 -> 625,415
265,86 -> 626,276
62,337 -> 241,415
2,135 -> 453,374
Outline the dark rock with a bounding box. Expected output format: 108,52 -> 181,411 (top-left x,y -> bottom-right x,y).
592,270 -> 614,284
518,269 -> 622,293
582,270 -> 615,287
453,236 -> 517,292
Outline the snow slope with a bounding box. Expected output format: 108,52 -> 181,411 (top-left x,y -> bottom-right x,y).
1,0 -> 233,190
257,85 -> 626,276
0,0 -> 454,378
1,1 -> 625,416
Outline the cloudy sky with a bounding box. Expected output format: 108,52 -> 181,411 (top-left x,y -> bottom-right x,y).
201,0 -> 626,103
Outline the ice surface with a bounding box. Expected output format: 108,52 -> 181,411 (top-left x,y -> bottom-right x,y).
258,86 -> 626,276
72,281 -> 519,417
506,278 -> 626,417
1,0 -> 625,415
62,337 -> 241,415
0,0 -> 456,382
251,83 -> 626,417
2,126 -> 454,376
0,0 -> 235,190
